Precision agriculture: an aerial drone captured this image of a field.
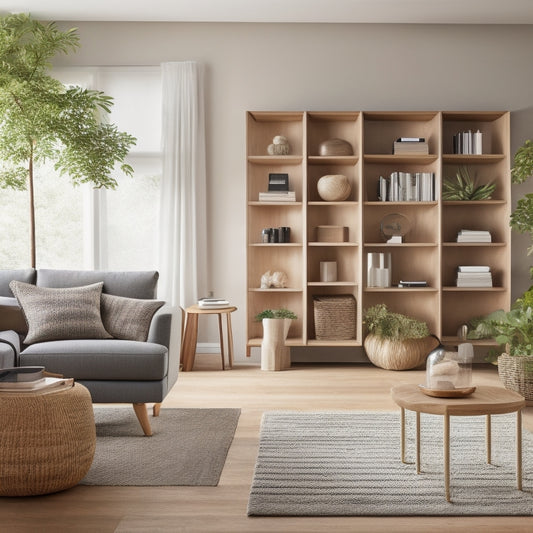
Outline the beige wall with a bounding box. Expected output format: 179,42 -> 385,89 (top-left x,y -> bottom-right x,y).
54,22 -> 533,362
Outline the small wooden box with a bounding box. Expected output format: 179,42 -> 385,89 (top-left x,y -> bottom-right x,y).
316,225 -> 349,243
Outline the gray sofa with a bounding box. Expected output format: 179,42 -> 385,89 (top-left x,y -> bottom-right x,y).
0,268 -> 180,436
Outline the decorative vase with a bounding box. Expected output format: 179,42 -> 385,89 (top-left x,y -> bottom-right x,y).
364,334 -> 440,370
317,174 -> 352,201
498,353 -> 533,401
261,318 -> 291,371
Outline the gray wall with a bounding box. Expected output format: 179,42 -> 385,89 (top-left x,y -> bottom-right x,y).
54,22 -> 533,362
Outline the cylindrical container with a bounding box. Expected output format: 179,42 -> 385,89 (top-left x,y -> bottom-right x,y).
279,227 -> 290,243
261,229 -> 271,243
320,261 -> 337,282
367,252 -> 391,287
270,228 -> 280,243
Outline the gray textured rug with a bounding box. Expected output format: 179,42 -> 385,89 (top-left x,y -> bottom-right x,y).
81,407 -> 240,486
248,411 -> 533,516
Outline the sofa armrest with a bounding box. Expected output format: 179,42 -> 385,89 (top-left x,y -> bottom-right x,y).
0,330 -> 21,367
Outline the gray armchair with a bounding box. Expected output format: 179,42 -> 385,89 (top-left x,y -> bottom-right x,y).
0,269 -> 180,436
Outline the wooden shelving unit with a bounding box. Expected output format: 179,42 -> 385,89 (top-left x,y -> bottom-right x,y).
246,111 -> 511,355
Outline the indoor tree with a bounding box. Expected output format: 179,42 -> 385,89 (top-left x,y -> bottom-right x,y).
0,13 -> 136,267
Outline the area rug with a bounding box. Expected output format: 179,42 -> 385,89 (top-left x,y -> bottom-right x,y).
81,407 -> 240,486
247,411 -> 533,516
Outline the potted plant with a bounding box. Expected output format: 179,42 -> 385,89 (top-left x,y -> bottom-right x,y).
255,308 -> 297,371
363,304 -> 439,370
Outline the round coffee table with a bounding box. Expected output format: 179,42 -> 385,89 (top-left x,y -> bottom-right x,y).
391,383 -> 526,502
0,382 -> 96,496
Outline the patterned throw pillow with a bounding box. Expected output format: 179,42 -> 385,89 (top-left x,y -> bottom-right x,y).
9,281 -> 112,345
100,293 -> 164,342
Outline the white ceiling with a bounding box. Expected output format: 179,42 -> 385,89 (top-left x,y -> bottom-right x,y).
1,0 -> 533,24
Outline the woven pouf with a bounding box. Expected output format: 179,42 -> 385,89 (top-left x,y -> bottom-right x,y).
0,383 -> 96,496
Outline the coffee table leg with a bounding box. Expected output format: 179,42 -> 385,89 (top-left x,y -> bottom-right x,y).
400,407 -> 406,463
517,409 -> 523,491
444,413 -> 451,502
416,411 -> 421,474
486,414 -> 492,464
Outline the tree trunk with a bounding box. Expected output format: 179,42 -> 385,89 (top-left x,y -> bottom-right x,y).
28,149 -> 36,268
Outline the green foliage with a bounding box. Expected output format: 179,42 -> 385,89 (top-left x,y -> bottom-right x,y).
512,139 -> 533,184
442,166 -> 495,201
363,303 -> 429,340
255,308 -> 297,321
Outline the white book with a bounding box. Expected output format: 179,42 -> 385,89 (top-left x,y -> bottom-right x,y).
457,265 -> 491,272
0,377 -> 74,392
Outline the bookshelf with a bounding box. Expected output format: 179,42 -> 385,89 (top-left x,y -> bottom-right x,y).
246,110 -> 510,356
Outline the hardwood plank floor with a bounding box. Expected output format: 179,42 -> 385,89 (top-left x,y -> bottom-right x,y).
2,357 -> 533,533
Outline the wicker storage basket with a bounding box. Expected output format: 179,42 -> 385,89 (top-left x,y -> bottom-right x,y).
364,333 -> 440,370
314,294 -> 356,340
498,353 -> 533,401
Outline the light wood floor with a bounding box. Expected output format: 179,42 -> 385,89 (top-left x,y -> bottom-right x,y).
3,357 -> 533,533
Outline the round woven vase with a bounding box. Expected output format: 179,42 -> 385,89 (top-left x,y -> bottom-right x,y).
317,174 -> 352,202
364,334 -> 440,371
498,353 -> 533,401
0,383 -> 96,496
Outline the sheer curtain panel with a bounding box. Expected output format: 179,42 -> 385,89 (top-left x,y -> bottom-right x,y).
158,61 -> 208,307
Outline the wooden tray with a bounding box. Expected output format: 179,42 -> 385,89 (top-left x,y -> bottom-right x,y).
418,385 -> 476,398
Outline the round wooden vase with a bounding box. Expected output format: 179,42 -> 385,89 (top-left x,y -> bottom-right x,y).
364,334 -> 440,370
317,174 -> 351,201
498,353 -> 533,401
261,318 -> 291,371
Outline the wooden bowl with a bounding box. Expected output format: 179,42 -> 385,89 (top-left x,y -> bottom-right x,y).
318,138 -> 354,156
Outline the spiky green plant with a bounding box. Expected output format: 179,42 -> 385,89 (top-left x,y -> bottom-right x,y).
363,303 -> 429,340
0,14 -> 136,267
442,166 -> 495,201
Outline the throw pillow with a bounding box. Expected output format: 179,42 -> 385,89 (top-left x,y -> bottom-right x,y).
0,296 -> 28,334
9,280 -> 112,345
100,293 -> 164,342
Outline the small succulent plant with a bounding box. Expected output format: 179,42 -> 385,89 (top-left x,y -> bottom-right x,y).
442,167 -> 495,201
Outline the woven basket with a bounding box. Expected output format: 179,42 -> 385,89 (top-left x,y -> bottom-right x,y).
498,353 -> 533,401
0,383 -> 96,496
314,294 -> 356,340
364,334 -> 440,370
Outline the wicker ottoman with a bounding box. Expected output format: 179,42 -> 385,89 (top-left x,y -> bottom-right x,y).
0,382 -> 96,496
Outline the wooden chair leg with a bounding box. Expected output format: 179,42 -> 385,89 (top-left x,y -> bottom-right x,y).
133,403 -> 153,436
153,403 -> 161,417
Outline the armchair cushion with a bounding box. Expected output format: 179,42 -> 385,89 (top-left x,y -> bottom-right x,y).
0,296 -> 27,334
101,293 -> 164,342
9,281 -> 111,345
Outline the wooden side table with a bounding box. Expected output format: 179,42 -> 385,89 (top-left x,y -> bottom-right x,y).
391,384 -> 526,502
180,305 -> 237,371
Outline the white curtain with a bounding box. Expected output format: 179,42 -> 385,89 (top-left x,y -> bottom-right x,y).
158,61 -> 207,307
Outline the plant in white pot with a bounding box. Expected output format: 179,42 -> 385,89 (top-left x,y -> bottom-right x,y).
363,304 -> 439,370
255,308 -> 297,371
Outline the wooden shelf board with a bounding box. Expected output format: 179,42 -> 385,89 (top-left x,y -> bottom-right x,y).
307,156 -> 359,165
308,281 -> 357,287
307,339 -> 361,347
442,154 -> 505,163
364,201 -> 438,206
364,154 -> 438,164
364,242 -> 437,248
442,111 -> 507,121
248,201 -> 303,206
363,111 -> 439,121
308,242 -> 358,247
249,243 -> 303,247
442,286 -> 507,292
442,242 -> 506,247
442,200 -> 506,206
248,111 -> 304,122
248,288 -> 303,293
308,201 -> 358,206
307,111 -> 360,121
441,336 -> 500,346
248,155 -> 303,165
364,287 -> 438,292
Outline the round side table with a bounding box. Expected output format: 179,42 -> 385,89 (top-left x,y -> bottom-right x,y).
0,382 -> 96,496
180,305 -> 237,371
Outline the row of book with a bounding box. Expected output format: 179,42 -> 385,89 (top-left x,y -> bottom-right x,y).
258,191 -> 296,202
456,265 -> 492,288
393,137 -> 429,155
456,229 -> 492,243
378,172 -> 437,202
0,366 -> 73,393
453,130 -> 483,155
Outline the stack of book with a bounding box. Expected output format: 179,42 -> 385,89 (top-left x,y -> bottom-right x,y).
0,366 -> 74,393
379,171 -> 436,202
456,229 -> 492,243
453,130 -> 483,155
258,191 -> 296,202
198,297 -> 231,309
393,137 -> 429,155
456,266 -> 493,288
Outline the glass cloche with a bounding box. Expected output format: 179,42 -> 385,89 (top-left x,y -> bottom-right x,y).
421,343 -> 474,397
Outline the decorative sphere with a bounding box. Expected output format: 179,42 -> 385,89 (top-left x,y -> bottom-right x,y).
317,174 -> 351,201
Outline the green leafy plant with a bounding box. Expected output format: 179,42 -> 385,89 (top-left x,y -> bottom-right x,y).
363,303 -> 429,340
511,139 -> 533,257
442,166 -> 495,201
255,308 -> 297,321
0,14 -> 136,267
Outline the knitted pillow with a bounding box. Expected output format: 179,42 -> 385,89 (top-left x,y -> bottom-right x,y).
100,293 -> 164,342
9,280 -> 111,345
